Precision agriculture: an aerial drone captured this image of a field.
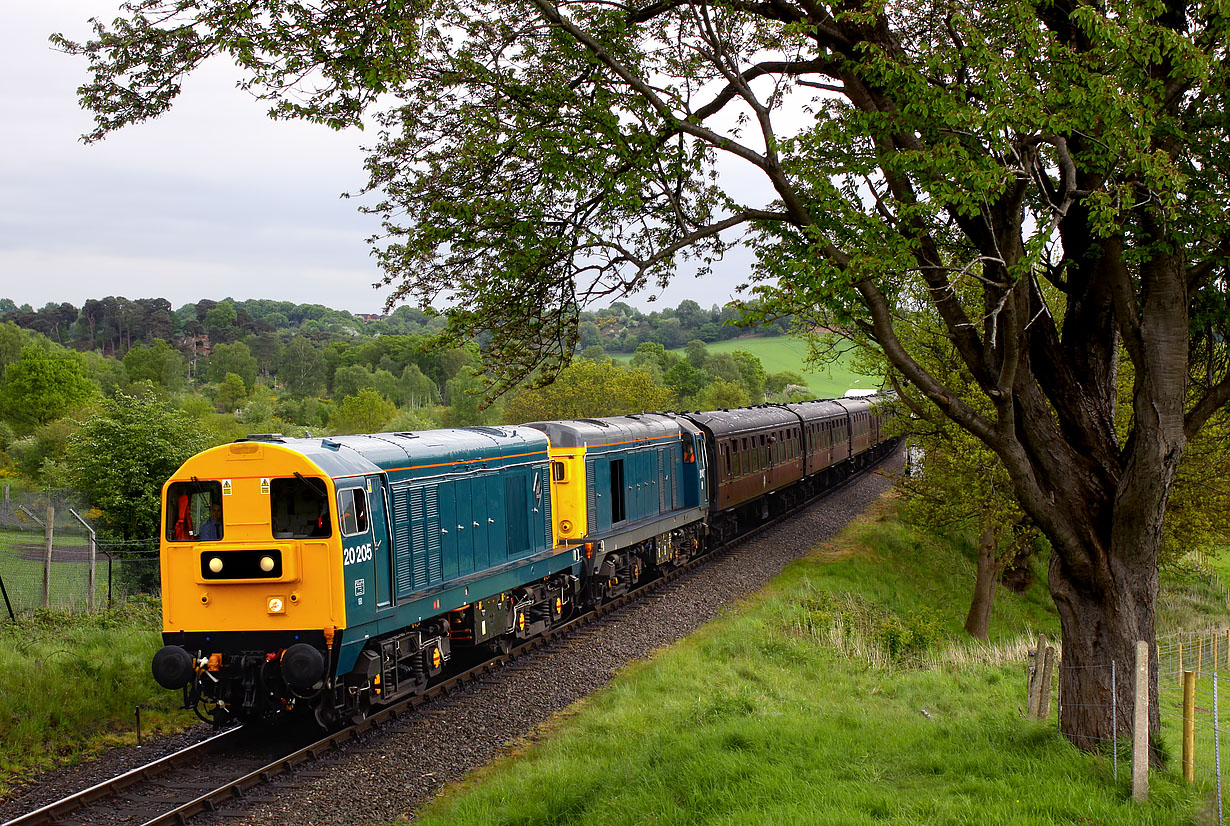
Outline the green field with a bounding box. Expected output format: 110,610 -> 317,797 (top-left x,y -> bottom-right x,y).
613,335 -> 874,398
412,501 -> 1220,825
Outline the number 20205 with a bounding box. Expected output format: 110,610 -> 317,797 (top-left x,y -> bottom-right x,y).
344,544 -> 373,566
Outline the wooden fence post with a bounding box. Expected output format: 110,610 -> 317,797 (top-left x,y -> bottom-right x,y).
1183,671 -> 1196,783
43,506 -> 54,609
1028,634 -> 1048,717
1133,640 -> 1150,801
1038,645 -> 1056,719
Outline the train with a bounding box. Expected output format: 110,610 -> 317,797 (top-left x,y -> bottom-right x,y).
151,395 -> 897,727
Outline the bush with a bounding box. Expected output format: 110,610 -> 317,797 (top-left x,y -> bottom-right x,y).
795,591 -> 944,665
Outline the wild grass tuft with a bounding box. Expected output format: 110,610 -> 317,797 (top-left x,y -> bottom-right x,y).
0,597 -> 193,795
1157,553 -> 1230,633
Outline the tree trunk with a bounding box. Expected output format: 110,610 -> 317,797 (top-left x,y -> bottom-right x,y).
1050,548 -> 1160,759
964,525 -> 1000,641
999,539 -> 1035,593
1015,378 -> 1179,760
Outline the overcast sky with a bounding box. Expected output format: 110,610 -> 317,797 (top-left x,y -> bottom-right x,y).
2,4 -> 755,317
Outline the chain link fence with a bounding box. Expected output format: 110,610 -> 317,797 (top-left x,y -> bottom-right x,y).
0,486 -> 160,622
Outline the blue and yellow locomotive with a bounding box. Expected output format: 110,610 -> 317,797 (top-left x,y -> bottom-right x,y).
152,397 -> 895,726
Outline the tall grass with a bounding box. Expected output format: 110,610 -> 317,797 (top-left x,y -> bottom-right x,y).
1157,552 -> 1230,633
412,500 -> 1202,826
0,598 -> 191,794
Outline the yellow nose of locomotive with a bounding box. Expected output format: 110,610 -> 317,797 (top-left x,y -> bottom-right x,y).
160,442 -> 347,634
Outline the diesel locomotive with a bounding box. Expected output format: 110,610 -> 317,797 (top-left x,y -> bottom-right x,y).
151,395 -> 896,726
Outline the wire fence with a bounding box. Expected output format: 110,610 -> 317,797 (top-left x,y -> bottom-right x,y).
0,487 -> 160,622
1031,629 -> 1230,819
1158,627 -> 1230,823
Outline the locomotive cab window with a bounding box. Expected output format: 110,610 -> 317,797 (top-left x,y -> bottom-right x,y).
338,488 -> 369,537
270,477 -> 332,538
167,481 -> 223,542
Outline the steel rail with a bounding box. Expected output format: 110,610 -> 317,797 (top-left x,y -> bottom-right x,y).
1,726 -> 246,826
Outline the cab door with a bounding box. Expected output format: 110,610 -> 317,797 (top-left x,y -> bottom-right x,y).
366,475 -> 393,610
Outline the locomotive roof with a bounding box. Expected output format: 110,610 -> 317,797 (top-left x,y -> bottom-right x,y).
235,426 -> 549,478
522,413 -> 683,448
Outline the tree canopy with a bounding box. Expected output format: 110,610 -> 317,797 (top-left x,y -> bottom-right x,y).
63,392 -> 210,541
0,346 -> 96,432
57,0 -> 1230,751
503,359 -> 673,421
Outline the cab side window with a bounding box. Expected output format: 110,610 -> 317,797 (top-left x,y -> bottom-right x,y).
339,488 -> 369,537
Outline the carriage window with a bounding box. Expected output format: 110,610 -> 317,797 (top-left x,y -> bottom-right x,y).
271,477 -> 332,539
338,488 -> 369,537
166,481 -> 223,542
723,442 -> 732,475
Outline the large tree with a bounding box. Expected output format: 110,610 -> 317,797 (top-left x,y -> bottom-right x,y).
58,0 -> 1230,752
0,346 -> 97,432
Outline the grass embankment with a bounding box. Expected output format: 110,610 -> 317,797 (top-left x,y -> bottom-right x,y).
0,599 -> 193,796
414,500 -> 1205,825
613,335 -> 871,398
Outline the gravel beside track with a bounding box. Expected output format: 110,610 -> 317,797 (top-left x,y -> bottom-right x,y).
0,450 -> 899,826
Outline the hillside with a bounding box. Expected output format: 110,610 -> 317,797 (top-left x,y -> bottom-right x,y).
614,334 -> 873,398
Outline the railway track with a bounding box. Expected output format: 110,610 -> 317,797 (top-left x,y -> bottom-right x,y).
3,451 -> 895,826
